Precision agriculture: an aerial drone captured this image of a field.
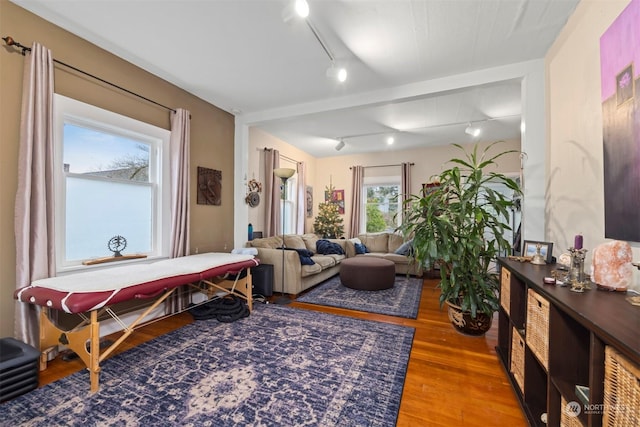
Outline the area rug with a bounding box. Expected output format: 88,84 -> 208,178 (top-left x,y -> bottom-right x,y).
296,275 -> 423,318
0,305 -> 414,426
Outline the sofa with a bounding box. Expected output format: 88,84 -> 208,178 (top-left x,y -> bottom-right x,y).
247,233 -> 347,295
345,232 -> 423,277
247,232 -> 421,296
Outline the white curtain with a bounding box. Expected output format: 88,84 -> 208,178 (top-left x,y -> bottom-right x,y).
296,161 -> 306,234
264,149 -> 281,237
167,108 -> 191,314
349,166 -> 364,238
14,43 -> 55,347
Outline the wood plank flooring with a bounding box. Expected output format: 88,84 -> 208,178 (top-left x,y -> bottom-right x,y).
38,277 -> 526,426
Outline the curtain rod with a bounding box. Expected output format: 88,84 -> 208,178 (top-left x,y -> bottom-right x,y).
3,36 -> 177,114
262,148 -> 300,164
350,162 -> 414,170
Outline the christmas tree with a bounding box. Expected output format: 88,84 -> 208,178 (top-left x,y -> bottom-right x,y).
313,184 -> 344,238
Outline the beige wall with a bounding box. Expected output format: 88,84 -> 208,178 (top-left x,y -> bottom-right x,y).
247,127 -> 318,234
545,0 -> 639,290
316,140 -> 521,237
247,131 -> 520,239
0,1 -> 235,337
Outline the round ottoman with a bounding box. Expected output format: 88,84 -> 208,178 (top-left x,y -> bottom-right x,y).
340,257 -> 395,290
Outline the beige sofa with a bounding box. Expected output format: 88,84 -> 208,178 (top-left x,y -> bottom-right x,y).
247,232 -> 421,296
345,232 -> 423,277
247,233 -> 347,295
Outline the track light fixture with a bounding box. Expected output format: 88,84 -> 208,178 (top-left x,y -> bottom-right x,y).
465,123 -> 481,137
282,0 -> 309,22
326,64 -> 347,83
335,139 -> 345,151
281,0 -> 348,83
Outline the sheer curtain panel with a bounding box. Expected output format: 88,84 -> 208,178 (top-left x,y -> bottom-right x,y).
401,162 -> 412,221
296,162 -> 306,234
264,149 -> 281,237
14,43 -> 55,347
166,108 -> 191,314
349,166 -> 364,238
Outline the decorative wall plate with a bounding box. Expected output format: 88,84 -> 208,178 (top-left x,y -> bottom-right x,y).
246,192 -> 260,207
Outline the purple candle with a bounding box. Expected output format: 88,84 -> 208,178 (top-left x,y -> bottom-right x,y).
574,234 -> 583,250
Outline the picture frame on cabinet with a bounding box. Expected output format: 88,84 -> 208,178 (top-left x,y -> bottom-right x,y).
522,240 -> 554,263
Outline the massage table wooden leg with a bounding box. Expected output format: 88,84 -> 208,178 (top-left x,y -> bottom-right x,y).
39,307 -> 100,391
38,288 -> 178,392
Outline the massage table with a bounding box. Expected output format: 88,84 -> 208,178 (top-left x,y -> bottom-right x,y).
14,252 -> 259,392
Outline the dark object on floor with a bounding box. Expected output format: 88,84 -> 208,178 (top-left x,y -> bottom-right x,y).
0,337 -> 40,402
340,257 -> 395,290
61,339 -> 114,362
188,296 -> 249,322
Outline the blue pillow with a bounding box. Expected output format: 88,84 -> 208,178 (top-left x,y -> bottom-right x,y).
394,240 -> 413,255
354,243 -> 368,254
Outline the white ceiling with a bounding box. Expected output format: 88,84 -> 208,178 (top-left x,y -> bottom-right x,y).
12,0 -> 579,158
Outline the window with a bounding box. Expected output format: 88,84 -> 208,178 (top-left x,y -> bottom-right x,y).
54,95 -> 170,271
362,176 -> 400,233
281,175 -> 297,234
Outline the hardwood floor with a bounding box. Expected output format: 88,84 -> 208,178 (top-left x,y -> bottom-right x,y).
38,277 -> 526,426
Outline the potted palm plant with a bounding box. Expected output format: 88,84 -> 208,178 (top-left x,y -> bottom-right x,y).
400,142 -> 521,335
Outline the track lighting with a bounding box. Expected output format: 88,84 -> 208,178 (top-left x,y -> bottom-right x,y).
335,139 -> 345,151
282,0 -> 309,22
326,65 -> 347,83
465,123 -> 481,137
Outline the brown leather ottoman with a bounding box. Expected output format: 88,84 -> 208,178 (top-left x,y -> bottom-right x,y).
340,257 -> 395,290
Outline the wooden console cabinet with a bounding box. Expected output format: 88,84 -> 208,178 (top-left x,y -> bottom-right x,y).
497,258 -> 639,427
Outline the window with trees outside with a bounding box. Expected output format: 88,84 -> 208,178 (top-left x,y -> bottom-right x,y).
281,175 -> 297,234
363,176 -> 400,233
53,95 -> 171,271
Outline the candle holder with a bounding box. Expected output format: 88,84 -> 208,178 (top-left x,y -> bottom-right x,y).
568,247 -> 589,292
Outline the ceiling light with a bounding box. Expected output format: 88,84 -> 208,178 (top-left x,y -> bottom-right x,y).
295,0 -> 310,17
386,137 -> 394,145
335,139 -> 345,151
326,65 -> 347,83
282,0 -> 309,22
465,123 -> 481,137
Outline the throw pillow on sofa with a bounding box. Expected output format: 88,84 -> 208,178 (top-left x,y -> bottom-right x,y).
301,234 -> 319,254
354,243 -> 369,254
394,239 -> 414,256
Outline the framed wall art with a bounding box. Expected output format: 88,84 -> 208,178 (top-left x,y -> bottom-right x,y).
197,167 -> 221,206
306,185 -> 313,217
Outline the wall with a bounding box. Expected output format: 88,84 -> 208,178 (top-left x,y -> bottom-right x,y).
546,0 -> 639,290
247,132 -> 520,238
247,127 -> 318,235
316,140 -> 521,237
0,1 -> 235,337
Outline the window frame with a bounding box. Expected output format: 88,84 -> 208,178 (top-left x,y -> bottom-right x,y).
53,94 -> 171,273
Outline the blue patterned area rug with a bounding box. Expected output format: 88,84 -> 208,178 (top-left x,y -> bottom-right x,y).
0,305 -> 414,426
296,275 -> 423,318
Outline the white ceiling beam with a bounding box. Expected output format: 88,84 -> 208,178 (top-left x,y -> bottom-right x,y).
241,59 -> 540,127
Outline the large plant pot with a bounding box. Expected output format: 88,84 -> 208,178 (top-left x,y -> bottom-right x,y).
446,301 -> 493,336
